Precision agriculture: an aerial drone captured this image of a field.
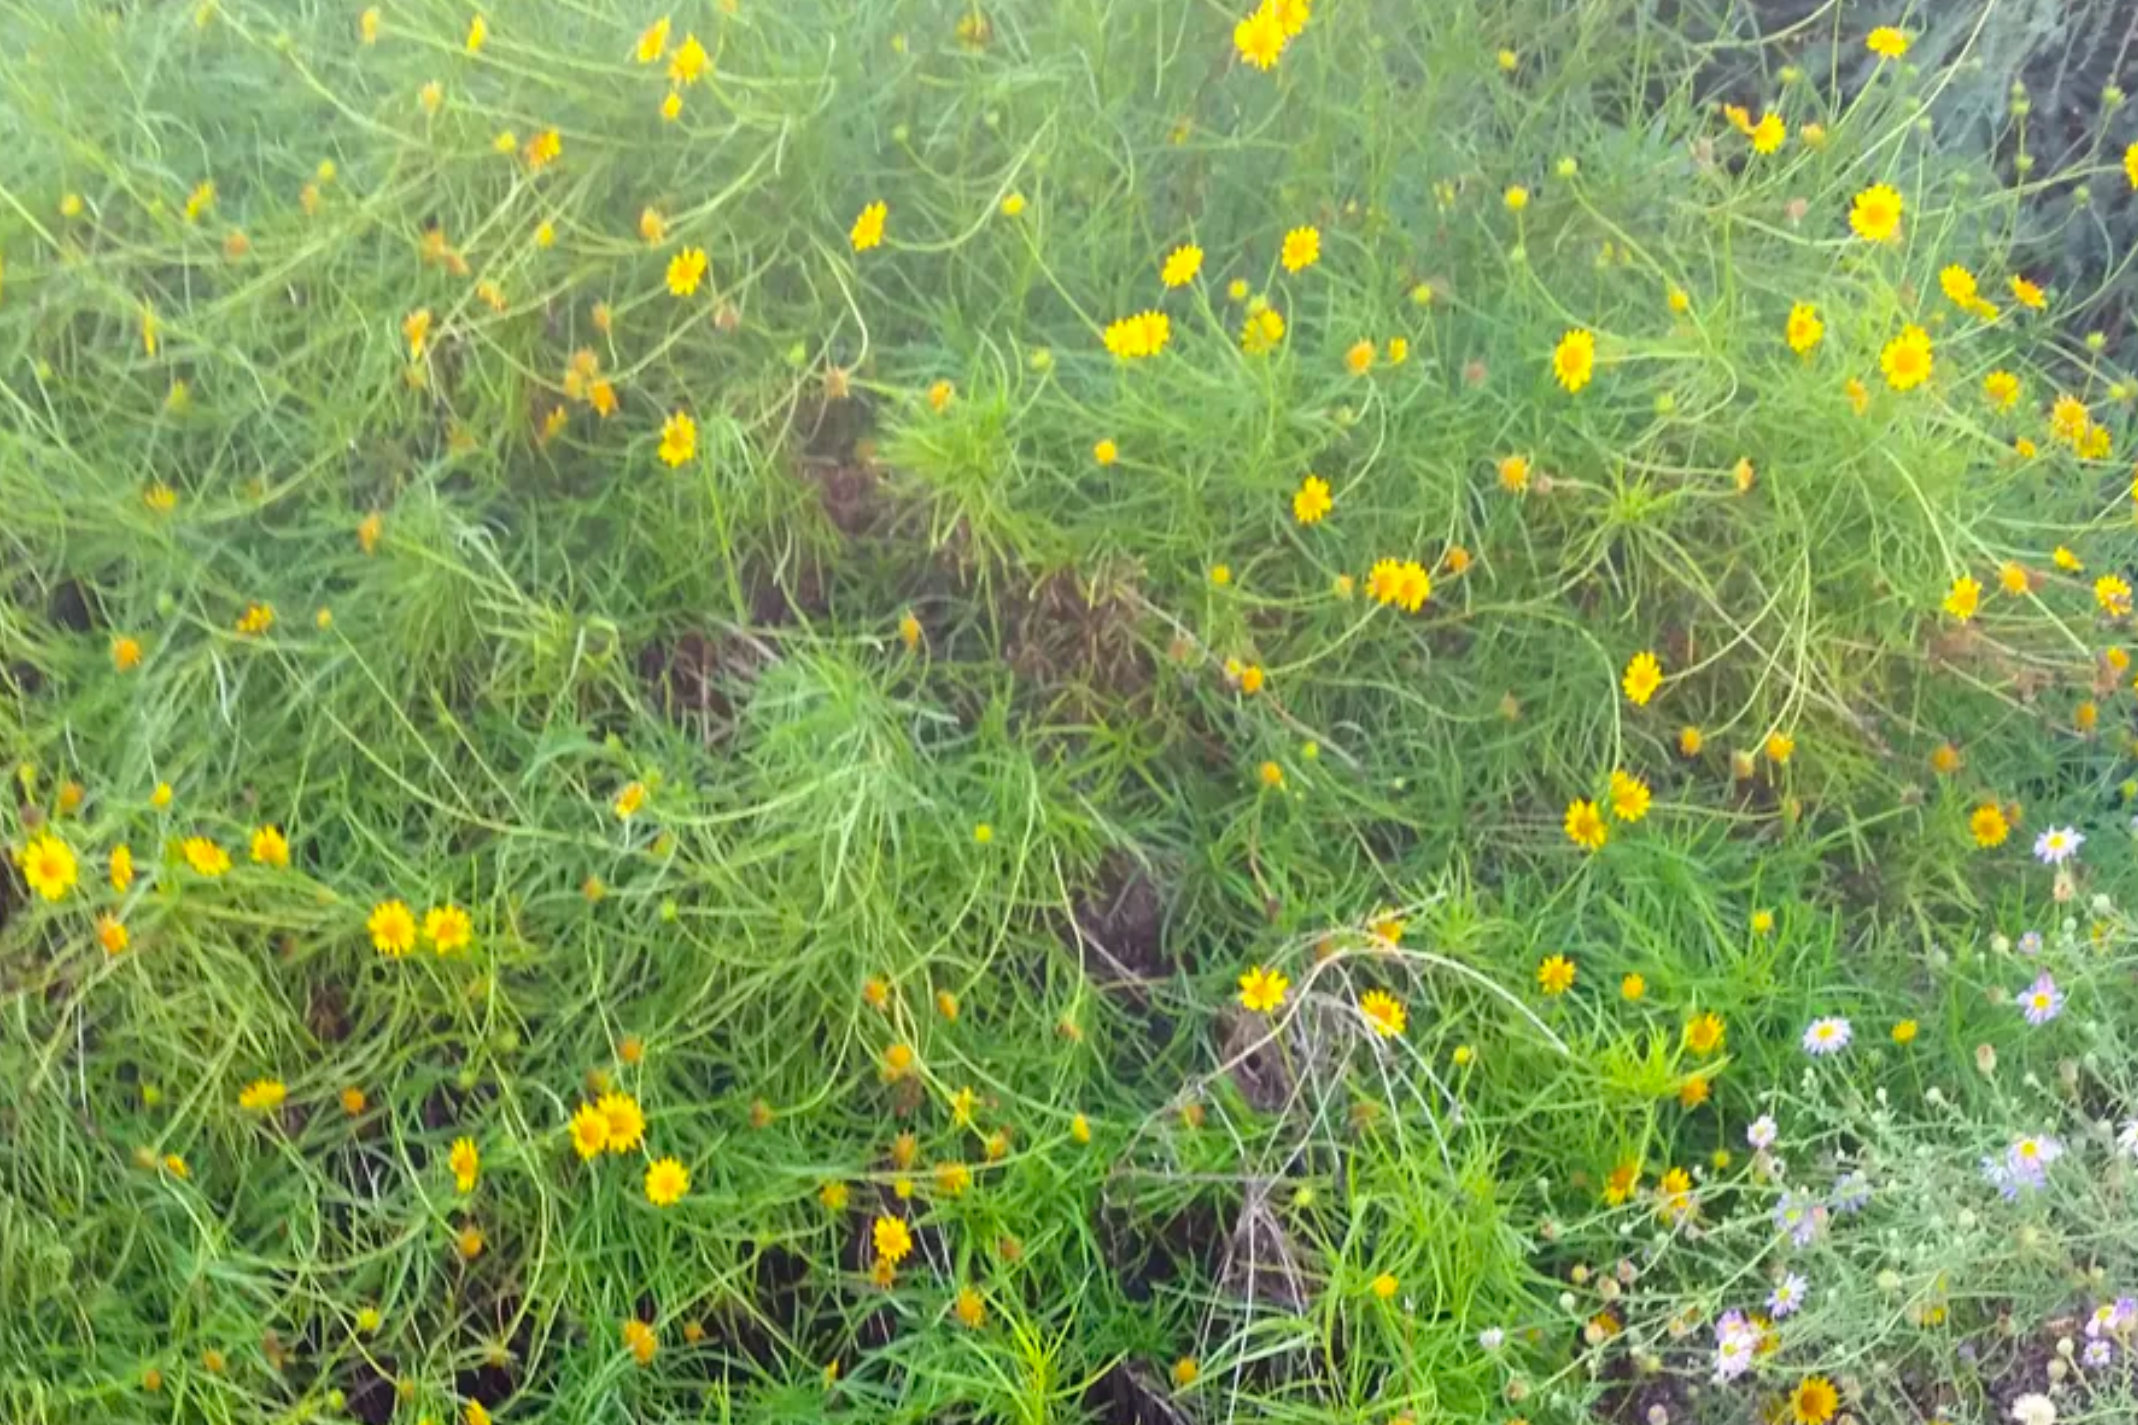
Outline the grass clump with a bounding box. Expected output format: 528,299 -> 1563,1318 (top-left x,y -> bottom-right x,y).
3,3 -> 2138,1425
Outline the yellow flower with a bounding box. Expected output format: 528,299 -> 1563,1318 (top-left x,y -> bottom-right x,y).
360,6 -> 380,42
1749,112 -> 1785,153
669,33 -> 708,84
1891,1019 -> 1919,1044
181,836 -> 230,877
1160,244 -> 1203,287
1292,474 -> 1332,525
635,15 -> 672,63
872,1213 -> 913,1266
1503,184 -> 1529,212
425,904 -> 473,954
230,601 -> 277,639
1370,1273 -> 1398,1300
368,899 -> 417,955
1845,377 -> 1870,415
927,380 -> 955,413
151,782 -> 174,809
19,834 -> 77,901
1172,1357 -> 1200,1389
1359,990 -> 1407,1037
110,844 -> 135,893
1363,558 -> 1431,613
1657,1166 -> 1694,1222
598,1092 -> 645,1152
183,179 -> 215,223
1849,183 -> 1903,243
614,781 -> 647,819
1536,954 -> 1576,996
2128,141 -> 2138,190
1238,965 -> 1288,1013
1498,454 -> 1531,493
1257,760 -> 1285,789
1239,304 -> 1286,354
624,1316 -> 654,1367
1785,302 -> 1823,354
1564,799 -> 1607,852
98,914 -> 130,954
1942,575 -> 1980,622
2009,274 -> 2047,310
249,825 -> 289,868
403,307 -> 432,361
1093,439 -> 1118,466
1621,650 -> 1662,706
999,192 -> 1026,216
568,1102 -> 609,1159
1677,726 -> 1704,758
667,247 -> 707,296
1102,310 -> 1171,360
1551,328 -> 1596,393
449,1137 -> 479,1193
1684,1013 -> 1725,1056
1272,0 -> 1311,36
659,410 -> 697,467
1983,370 -> 2021,410
644,1156 -> 690,1206
1620,973 -> 1646,1001
1765,731 -> 1796,765
1388,336 -> 1409,365
2053,545 -> 2083,572
419,81 -> 444,115
1865,27 -> 1909,59
1234,2 -> 1286,70
465,13 -> 487,52
1790,1375 -> 1839,1425
522,129 -> 562,172
1939,264 -> 1977,308
239,1077 -> 287,1111
1998,562 -> 2030,597
2050,393 -> 2090,446
1751,908 -> 1776,934
849,200 -> 887,252
1280,225 -> 1321,273
661,90 -> 683,121
1603,1159 -> 1641,1204
1345,339 -> 1376,374
1969,803 -> 2010,848
1608,769 -> 1651,823
1879,325 -> 1933,391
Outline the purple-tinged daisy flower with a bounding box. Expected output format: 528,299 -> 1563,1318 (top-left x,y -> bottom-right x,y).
2017,929 -> 2043,956
1768,1272 -> 1807,1318
1831,1171 -> 1870,1214
1802,1016 -> 1852,1056
2034,826 -> 2084,865
2019,972 -> 2064,1026
1712,1311 -> 1758,1382
1773,1190 -> 1822,1247
1748,1114 -> 1778,1150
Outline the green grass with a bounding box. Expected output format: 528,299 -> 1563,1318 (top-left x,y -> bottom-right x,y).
3,1 -> 2138,1423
